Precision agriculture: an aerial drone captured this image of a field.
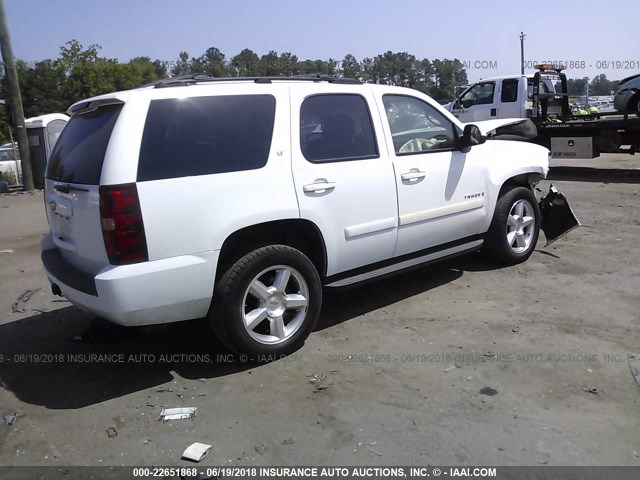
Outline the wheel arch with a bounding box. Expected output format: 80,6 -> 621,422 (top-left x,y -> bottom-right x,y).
483,168 -> 545,232
216,219 -> 328,283
498,171 -> 543,196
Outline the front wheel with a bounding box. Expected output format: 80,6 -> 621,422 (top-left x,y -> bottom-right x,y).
209,245 -> 322,357
484,186 -> 540,264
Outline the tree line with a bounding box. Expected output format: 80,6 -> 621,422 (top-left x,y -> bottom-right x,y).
0,40 -> 469,143
566,75 -> 619,97
0,40 -> 622,144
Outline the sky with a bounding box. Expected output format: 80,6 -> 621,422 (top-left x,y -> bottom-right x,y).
5,0 -> 639,82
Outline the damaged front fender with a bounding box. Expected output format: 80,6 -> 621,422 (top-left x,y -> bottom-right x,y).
538,185 -> 580,246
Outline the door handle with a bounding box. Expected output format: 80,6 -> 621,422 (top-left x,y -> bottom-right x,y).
303,181 -> 336,193
401,170 -> 426,181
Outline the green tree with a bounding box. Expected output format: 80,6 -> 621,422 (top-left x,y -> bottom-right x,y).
452,59 -> 468,87
58,40 -> 115,102
360,57 -> 376,83
152,59 -> 168,79
388,52 -> 419,88
298,58 -> 336,75
589,74 -> 615,96
413,58 -> 435,94
192,47 -> 227,77
172,51 -> 192,76
230,48 -> 261,76
260,50 -> 281,76
567,77 -> 588,95
278,52 -> 300,76
0,39 -> 171,142
59,39 -> 101,75
0,105 -> 12,144
340,54 -> 361,80
15,59 -> 66,117
431,59 -> 462,101
128,56 -> 166,85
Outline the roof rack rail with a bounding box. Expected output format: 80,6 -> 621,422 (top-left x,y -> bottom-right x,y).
147,74 -> 361,88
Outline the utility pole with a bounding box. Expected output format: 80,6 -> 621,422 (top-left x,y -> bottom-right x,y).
585,77 -> 590,107
0,0 -> 33,191
520,32 -> 527,75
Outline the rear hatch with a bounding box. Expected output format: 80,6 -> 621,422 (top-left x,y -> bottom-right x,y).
45,102 -> 123,275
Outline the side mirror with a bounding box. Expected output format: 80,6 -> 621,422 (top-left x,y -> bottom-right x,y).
459,124 -> 486,151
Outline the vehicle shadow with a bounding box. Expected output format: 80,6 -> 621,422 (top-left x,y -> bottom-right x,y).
0,255 -> 502,409
317,262 -> 465,331
0,307 -> 244,409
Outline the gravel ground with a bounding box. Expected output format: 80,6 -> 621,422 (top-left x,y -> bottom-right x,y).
0,176 -> 639,468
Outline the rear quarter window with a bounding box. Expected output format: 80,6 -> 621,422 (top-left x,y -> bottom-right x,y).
137,94 -> 276,181
46,104 -> 123,185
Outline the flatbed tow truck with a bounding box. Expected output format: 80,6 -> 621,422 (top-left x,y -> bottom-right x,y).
446,64 -> 640,159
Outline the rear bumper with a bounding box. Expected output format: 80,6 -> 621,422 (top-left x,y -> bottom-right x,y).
42,248 -> 98,296
41,236 -> 218,326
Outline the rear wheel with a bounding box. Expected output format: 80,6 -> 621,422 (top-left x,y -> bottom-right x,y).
209,245 -> 322,357
484,186 -> 540,264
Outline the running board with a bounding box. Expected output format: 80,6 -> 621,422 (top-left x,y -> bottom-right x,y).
325,240 -> 483,288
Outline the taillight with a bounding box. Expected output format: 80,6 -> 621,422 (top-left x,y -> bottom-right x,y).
99,184 -> 148,265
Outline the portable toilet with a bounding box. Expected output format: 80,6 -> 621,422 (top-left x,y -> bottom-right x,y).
25,113 -> 69,189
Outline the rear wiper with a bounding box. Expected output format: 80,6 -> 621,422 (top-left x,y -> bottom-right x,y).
54,184 -> 89,193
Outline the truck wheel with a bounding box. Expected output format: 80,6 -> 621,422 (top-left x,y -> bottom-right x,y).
484,186 -> 540,264
632,95 -> 640,118
209,245 -> 322,357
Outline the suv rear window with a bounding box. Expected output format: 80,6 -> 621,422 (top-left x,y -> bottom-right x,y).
46,104 -> 123,185
137,94 -> 276,181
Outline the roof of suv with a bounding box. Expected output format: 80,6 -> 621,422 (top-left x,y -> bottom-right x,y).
67,75 -> 366,115
148,74 -> 362,88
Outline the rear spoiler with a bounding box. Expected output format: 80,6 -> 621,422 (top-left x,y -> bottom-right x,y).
67,98 -> 124,117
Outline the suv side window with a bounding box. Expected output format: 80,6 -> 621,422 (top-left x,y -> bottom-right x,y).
300,94 -> 378,163
460,82 -> 495,108
501,79 -> 519,103
138,95 -> 276,182
383,95 -> 456,154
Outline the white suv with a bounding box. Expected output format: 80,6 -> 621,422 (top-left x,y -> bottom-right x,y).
41,75 -> 576,356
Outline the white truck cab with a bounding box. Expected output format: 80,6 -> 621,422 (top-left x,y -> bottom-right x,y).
445,74 -> 558,123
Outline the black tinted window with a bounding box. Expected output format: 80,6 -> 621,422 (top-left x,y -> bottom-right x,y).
138,95 -> 276,181
46,104 -> 122,185
501,79 -> 519,103
300,94 -> 378,163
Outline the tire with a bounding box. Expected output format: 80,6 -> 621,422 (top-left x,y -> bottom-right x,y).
209,245 -> 322,357
631,95 -> 640,118
483,186 -> 540,265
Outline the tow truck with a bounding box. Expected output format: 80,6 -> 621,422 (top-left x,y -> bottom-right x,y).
446,64 -> 640,159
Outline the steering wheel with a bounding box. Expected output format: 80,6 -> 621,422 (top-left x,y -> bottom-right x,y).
399,138 -> 431,153
399,136 -> 449,153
